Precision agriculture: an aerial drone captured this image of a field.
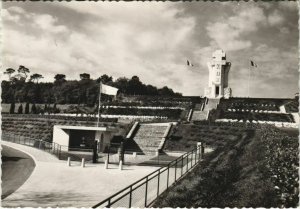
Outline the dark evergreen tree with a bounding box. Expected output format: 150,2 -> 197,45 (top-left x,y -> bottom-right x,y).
9,101 -> 15,114
17,104 -> 23,114
25,102 -> 30,114
31,103 -> 37,114
44,104 -> 48,113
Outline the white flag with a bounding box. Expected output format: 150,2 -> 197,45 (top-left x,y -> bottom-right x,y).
101,83 -> 118,96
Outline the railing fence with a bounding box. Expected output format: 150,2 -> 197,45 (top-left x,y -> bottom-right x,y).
93,143 -> 205,208
1,132 -> 94,161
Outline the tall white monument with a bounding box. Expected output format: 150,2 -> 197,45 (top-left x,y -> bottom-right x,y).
204,49 -> 232,99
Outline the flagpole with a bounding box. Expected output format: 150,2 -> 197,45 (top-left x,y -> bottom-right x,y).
97,81 -> 101,127
248,60 -> 251,98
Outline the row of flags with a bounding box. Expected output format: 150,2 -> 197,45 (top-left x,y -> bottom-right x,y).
187,59 -> 258,68
100,59 -> 258,94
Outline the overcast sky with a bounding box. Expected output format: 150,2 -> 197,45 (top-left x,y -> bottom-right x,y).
2,1 -> 299,98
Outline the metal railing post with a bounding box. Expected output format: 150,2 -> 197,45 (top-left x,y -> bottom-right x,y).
174,159 -> 177,181
59,146 -> 61,159
195,148 -> 197,164
145,176 -> 148,207
129,186 -> 132,208
157,170 -> 160,197
181,155 -> 184,176
198,144 -> 201,160
186,153 -> 189,172
108,199 -> 111,208
190,150 -> 193,168
167,164 -> 170,188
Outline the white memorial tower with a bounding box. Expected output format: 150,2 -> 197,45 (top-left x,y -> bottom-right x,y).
204,49 -> 232,99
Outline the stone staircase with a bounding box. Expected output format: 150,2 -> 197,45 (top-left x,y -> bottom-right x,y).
129,123 -> 172,155
191,110 -> 208,121
191,98 -> 220,121
203,98 -> 220,111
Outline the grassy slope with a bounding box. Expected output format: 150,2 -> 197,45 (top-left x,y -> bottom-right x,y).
156,124 -> 298,207
164,123 -> 246,152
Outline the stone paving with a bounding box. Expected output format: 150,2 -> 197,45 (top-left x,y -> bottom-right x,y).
1,141 -> 157,207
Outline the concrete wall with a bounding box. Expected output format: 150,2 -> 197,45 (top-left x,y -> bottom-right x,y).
53,126 -> 70,151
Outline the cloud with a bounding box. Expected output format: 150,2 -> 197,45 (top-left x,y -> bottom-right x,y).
278,1 -> 298,11
2,8 -> 20,23
2,3 -> 200,95
206,5 -> 266,51
33,14 -> 68,34
279,27 -> 290,34
1,2 -> 298,97
268,10 -> 285,26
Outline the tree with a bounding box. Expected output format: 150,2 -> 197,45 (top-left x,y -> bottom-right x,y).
18,104 -> 23,114
9,102 -> 15,114
25,102 -> 30,114
158,86 -> 174,96
17,65 -> 30,80
80,73 -> 90,80
11,73 -> 26,83
31,103 -> 37,114
30,73 -> 44,83
54,74 -> 66,83
128,76 -> 144,95
4,68 -> 15,80
99,74 -> 113,84
53,103 -> 60,113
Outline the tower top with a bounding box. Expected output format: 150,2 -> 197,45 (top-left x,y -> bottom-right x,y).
212,49 -> 226,61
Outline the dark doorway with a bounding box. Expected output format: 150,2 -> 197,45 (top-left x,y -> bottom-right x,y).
69,130 -> 96,150
216,86 -> 220,96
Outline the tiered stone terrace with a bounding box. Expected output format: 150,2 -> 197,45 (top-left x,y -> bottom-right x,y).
131,124 -> 169,155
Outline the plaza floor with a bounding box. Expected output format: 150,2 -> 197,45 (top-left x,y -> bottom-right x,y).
1,141 -> 158,207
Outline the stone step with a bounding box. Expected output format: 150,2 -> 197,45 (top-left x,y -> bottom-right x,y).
191,110 -> 208,121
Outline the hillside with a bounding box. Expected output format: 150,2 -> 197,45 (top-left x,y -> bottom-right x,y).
155,124 -> 298,207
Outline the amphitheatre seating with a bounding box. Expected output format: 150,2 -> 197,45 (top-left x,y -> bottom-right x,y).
218,98 -> 295,112
1,115 -> 119,142
102,107 -> 183,119
284,100 -> 299,113
129,124 -> 170,155
219,111 -> 294,123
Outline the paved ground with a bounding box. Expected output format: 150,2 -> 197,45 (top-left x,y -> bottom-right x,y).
1,145 -> 35,199
1,141 -> 158,208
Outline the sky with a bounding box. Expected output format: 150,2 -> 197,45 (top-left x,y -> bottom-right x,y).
1,1 -> 299,98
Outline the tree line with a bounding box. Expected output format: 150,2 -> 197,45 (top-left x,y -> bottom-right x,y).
2,66 -> 182,105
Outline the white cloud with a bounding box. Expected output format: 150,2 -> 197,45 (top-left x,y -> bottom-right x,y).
7,6 -> 26,14
2,2 -> 298,97
33,14 -> 68,34
206,6 -> 266,51
2,8 -> 20,23
2,3 -> 201,94
268,10 -> 284,26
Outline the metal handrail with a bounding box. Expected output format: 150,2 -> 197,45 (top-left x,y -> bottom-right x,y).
92,145 -> 202,208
